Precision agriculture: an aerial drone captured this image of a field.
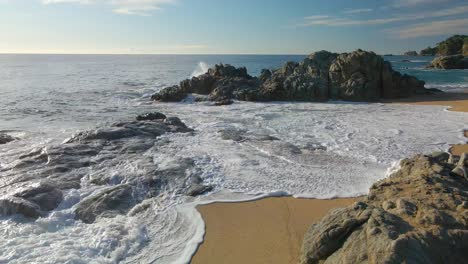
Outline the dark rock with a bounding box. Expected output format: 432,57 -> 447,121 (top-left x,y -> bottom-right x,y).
428,55 -> 468,69
0,197 -> 43,218
0,133 -> 17,144
219,128 -> 246,142
75,184 -> 135,224
151,85 -> 188,102
213,98 -> 234,106
186,184 -> 213,196
404,51 -> 418,56
136,112 -> 167,121
152,50 -> 429,103
0,181 -> 63,219
0,114 -> 194,220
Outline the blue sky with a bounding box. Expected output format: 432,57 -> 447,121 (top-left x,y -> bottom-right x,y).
0,0 -> 467,54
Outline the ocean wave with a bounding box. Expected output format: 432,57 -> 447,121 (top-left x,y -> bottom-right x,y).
425,83 -> 468,92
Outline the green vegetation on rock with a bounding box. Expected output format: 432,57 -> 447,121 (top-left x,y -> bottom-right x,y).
420,35 -> 468,56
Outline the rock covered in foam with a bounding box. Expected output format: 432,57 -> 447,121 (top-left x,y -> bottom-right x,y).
0,113 -> 214,222
151,49 -> 430,103
0,133 -> 17,144
0,181 -> 63,218
301,153 -> 468,264
74,184 -> 135,223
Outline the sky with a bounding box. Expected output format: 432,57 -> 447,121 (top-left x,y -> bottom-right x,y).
0,0 -> 467,54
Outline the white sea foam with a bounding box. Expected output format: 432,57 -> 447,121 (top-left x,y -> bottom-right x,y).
1,101 -> 468,263
190,62 -> 210,78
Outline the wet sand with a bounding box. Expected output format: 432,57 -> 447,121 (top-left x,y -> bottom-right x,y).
191,197 -> 356,264
191,92 -> 468,264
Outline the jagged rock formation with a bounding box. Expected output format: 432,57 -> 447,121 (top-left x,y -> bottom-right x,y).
420,35 -> 468,56
152,50 -> 428,103
0,114 -> 213,222
301,153 -> 468,264
404,51 -> 418,56
428,55 -> 468,69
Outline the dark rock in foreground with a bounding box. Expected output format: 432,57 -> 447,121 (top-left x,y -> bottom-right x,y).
0,133 -> 17,144
152,50 -> 428,103
428,55 -> 468,69
301,153 -> 468,264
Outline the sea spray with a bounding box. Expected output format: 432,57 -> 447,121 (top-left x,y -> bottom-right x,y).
190,62 -> 209,78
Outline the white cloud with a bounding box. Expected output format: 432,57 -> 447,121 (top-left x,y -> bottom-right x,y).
343,8 -> 372,14
392,0 -> 449,7
390,18 -> 468,38
300,4 -> 468,27
41,0 -> 177,16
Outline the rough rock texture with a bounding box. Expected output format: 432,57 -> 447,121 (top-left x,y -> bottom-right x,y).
0,133 -> 16,144
404,51 -> 418,56
0,113 -> 213,222
152,50 -> 429,103
74,184 -> 135,223
0,181 -> 63,218
301,153 -> 468,264
428,55 -> 468,69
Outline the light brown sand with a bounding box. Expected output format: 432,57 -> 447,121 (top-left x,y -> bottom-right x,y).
191,197 -> 356,264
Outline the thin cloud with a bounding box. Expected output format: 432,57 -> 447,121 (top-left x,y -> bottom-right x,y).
392,0 -> 450,7
41,0 -> 177,16
390,18 -> 468,38
343,8 -> 372,14
299,4 -> 468,27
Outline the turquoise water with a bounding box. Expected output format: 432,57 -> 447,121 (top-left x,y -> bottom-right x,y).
385,55 -> 468,91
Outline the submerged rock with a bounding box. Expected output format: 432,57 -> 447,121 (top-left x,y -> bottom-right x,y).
136,112 -> 167,121
0,114 -> 210,221
0,133 -> 17,144
428,55 -> 468,69
74,184 -> 135,224
152,49 -> 429,103
301,153 -> 468,264
0,181 -> 63,218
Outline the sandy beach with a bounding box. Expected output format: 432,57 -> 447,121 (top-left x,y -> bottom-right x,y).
191,197 -> 356,264
191,92 -> 468,264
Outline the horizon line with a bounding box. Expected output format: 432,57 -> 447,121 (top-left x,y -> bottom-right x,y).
0,52 -> 311,56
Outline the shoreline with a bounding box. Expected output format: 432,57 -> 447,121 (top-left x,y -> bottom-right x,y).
190,92 -> 468,264
191,197 -> 357,264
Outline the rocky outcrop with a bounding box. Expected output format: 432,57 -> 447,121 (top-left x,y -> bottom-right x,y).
0,181 -> 63,218
0,133 -> 17,144
404,51 -> 418,56
419,35 -> 468,56
0,113 -> 215,222
74,184 -> 135,223
152,50 -> 428,103
420,46 -> 438,56
301,153 -> 468,264
428,55 -> 468,69
463,39 -> 468,56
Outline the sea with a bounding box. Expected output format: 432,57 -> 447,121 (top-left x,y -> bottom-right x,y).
0,54 -> 467,263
